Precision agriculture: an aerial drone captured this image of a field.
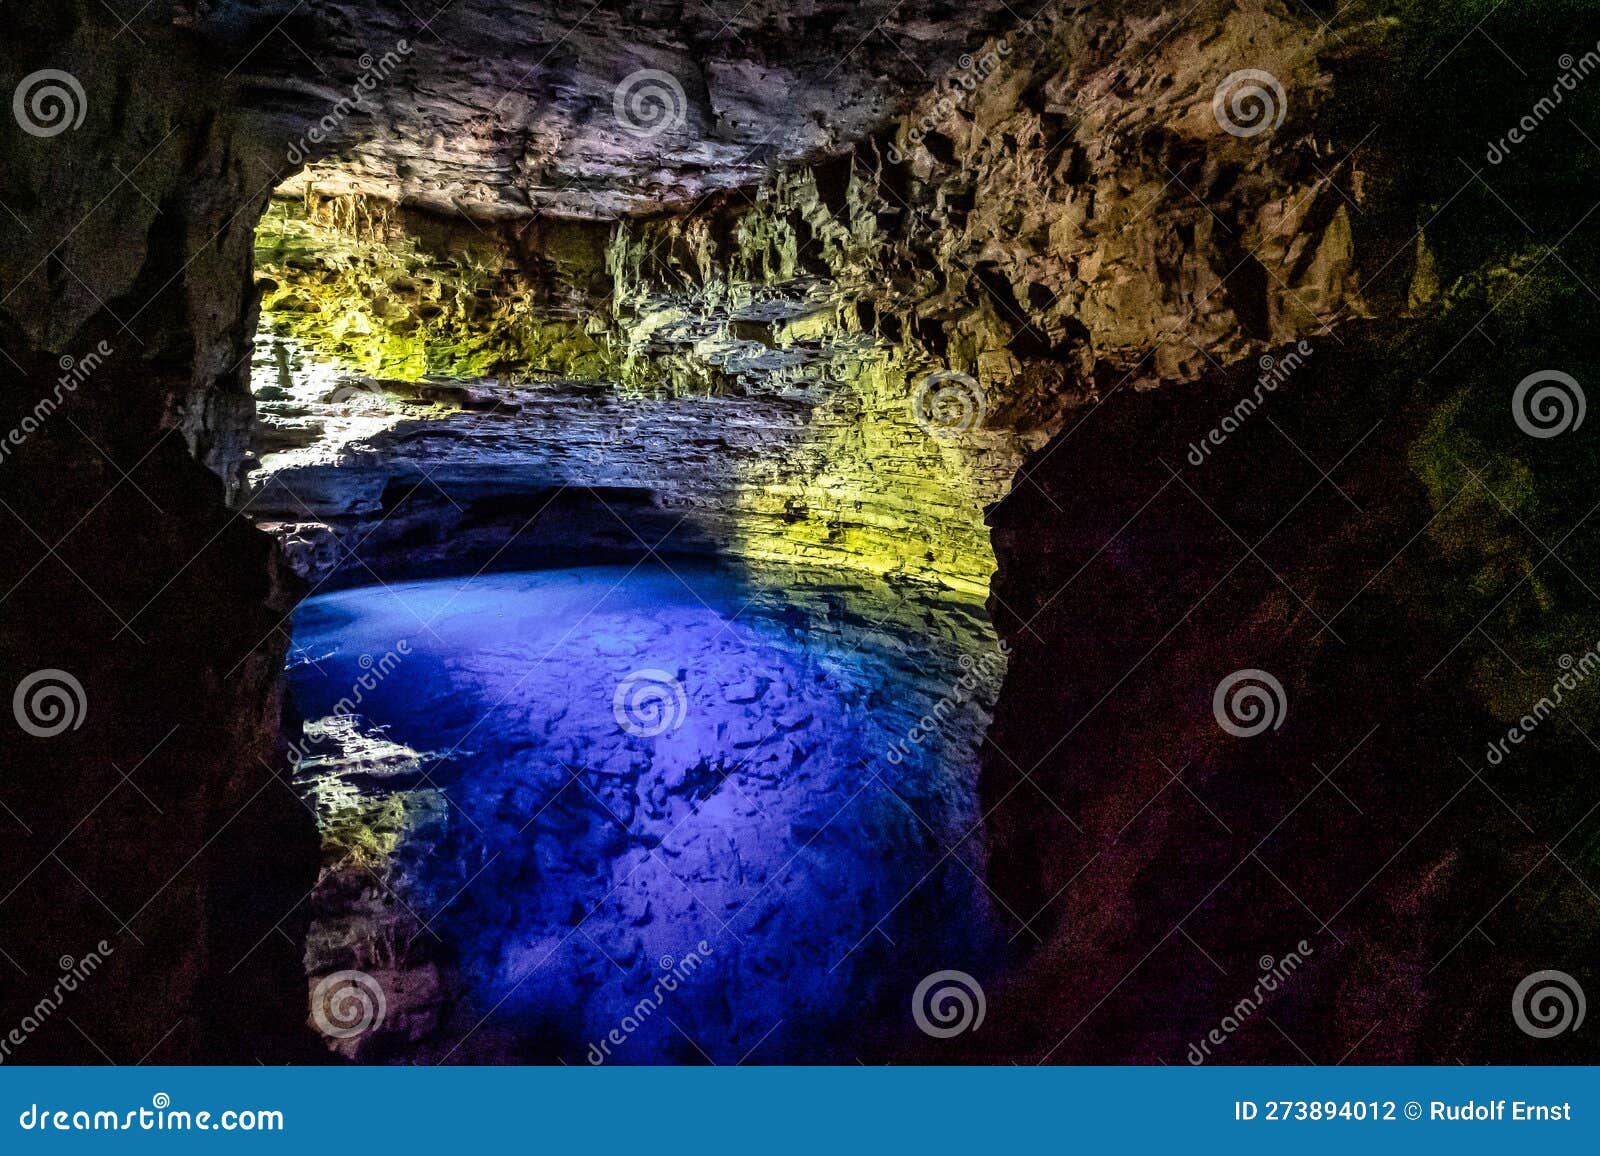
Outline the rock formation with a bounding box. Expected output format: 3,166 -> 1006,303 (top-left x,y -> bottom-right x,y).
3,0 -> 1599,1063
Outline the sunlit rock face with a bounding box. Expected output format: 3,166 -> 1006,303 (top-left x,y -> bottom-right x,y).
248,194 -> 1043,595
247,1 -> 1384,601
213,0 -> 1020,218
254,198 -> 618,380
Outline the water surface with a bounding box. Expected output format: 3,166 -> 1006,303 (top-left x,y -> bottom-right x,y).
288,561 -> 1003,1063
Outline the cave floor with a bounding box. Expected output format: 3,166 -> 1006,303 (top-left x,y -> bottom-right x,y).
287,560 -> 1005,1063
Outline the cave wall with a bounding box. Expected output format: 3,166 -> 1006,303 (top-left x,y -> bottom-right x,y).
250,193 -> 1033,595
0,6 -> 319,1062
256,197 -> 621,382
972,1 -> 1600,1063
235,0 -> 1446,1063
248,2 -> 1382,598
4,0 -> 1598,1065
979,301 -> 1600,1064
232,0 -> 1022,219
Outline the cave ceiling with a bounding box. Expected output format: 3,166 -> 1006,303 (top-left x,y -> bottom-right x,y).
212,0 -> 1023,220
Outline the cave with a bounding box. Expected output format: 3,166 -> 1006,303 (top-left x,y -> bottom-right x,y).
4,0 -> 1600,1069
246,174 -> 1014,1062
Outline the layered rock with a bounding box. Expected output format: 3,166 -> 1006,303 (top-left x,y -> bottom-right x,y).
213,0 -> 1021,218
249,0 -> 1383,598
256,197 -> 619,380
250,193 -> 1041,594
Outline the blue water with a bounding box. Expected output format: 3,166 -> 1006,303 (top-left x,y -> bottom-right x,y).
288,563 -> 1003,1063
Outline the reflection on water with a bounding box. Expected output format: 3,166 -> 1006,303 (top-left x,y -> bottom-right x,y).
288,561 -> 1005,1063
